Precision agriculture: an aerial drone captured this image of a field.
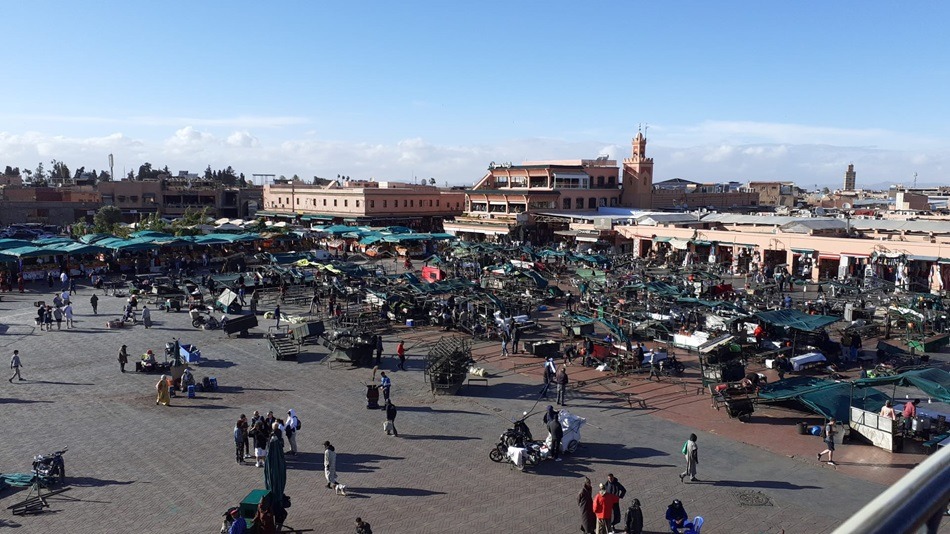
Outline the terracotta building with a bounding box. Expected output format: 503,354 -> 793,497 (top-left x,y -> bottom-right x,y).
98,179 -> 262,221
748,181 -> 797,208
0,186 -> 101,226
261,180 -> 464,229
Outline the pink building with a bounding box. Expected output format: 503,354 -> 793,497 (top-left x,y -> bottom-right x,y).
262,180 -> 464,230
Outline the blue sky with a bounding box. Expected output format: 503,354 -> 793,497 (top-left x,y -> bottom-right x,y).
1,1 -> 947,188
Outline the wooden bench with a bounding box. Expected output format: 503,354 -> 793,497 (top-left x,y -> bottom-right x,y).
467,377 -> 489,387
923,433 -> 949,454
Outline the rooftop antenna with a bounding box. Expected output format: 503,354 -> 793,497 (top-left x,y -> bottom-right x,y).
913,172 -> 918,188
644,123 -> 649,136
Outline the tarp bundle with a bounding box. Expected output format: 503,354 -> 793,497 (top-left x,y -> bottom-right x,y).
758,377 -> 890,422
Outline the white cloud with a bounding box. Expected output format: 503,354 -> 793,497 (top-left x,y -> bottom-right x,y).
0,123 -> 947,188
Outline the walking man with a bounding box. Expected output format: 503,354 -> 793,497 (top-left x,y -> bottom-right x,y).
396,341 -> 406,370
385,399 -> 399,437
500,328 -> 510,357
604,473 -> 627,532
9,350 -> 24,382
238,414 -> 250,460
547,408 -> 563,462
234,418 -> 245,464
274,304 -> 281,328
817,417 -> 838,465
511,326 -> 521,354
64,303 -> 74,328
379,372 -> 392,404
541,357 -> 557,398
679,434 -> 699,482
556,366 -> 569,406
285,409 -> 300,455
90,293 -> 99,315
118,345 -> 129,373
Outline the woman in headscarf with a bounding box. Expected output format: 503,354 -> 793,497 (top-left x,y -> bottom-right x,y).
624,498 -> 644,534
577,476 -> 595,533
155,375 -> 170,406
324,441 -> 345,495
679,433 -> 699,483
666,499 -> 691,534
284,409 -> 299,455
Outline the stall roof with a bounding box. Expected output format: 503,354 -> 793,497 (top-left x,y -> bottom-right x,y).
754,309 -> 838,332
0,245 -> 61,257
0,239 -> 36,250
758,377 -> 889,422
853,368 -> 950,403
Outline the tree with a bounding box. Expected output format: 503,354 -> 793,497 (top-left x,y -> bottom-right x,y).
822,187 -> 830,195
204,165 -> 213,180
137,212 -> 168,233
127,171 -> 134,180
93,205 -> 124,233
33,162 -> 47,185
3,166 -> 19,177
429,177 -> 436,185
99,170 -> 111,182
50,159 -> 70,183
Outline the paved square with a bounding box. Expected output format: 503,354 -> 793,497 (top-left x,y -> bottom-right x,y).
0,285 -> 929,533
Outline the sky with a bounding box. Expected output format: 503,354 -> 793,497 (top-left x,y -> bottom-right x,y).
1,1 -> 948,189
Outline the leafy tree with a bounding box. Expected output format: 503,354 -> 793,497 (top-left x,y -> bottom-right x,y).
73,166 -> 86,181
33,162 -> 47,185
99,170 -> 111,182
429,177 -> 436,185
127,170 -> 134,180
170,207 -> 210,236
93,205 -> 124,233
204,165 -> 213,180
137,212 -> 168,233
50,159 -> 70,182
3,166 -> 19,176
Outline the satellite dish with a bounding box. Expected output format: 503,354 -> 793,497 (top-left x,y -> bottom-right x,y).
815,207 -> 826,216
842,203 -> 852,210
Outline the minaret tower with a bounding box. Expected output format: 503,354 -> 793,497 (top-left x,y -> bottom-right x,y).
843,163 -> 856,191
621,128 -> 654,208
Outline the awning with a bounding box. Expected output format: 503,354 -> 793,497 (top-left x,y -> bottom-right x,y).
908,255 -> 939,262
854,368 -> 950,403
840,252 -> 870,258
692,240 -> 713,246
669,238 -> 691,250
939,258 -> 950,265
652,236 -> 672,243
791,248 -> 815,254
576,234 -> 601,243
754,309 -> 839,332
734,243 -> 758,248
301,214 -> 335,221
818,253 -> 840,261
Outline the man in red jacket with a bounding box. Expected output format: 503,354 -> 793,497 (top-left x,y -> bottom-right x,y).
592,482 -> 620,534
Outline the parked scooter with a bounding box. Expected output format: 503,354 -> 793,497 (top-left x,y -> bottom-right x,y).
488,412 -> 544,470
32,447 -> 67,486
190,309 -> 220,329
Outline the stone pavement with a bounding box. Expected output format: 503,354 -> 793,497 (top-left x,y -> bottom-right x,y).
0,283 -> 934,533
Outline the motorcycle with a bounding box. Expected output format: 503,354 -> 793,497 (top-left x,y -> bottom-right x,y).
32,447 -> 67,486
489,410 -> 586,470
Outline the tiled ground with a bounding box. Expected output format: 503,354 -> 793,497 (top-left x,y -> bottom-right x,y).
0,281 -> 942,533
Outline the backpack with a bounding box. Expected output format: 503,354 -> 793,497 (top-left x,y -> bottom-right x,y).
202,376 -> 211,391
295,418 -> 302,431
681,441 -> 689,455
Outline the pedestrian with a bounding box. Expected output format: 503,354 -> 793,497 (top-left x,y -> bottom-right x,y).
64,303 -> 74,328
274,305 -> 281,328
666,500 -> 691,534
355,517 -> 373,534
238,414 -> 250,459
324,441 -> 346,495
624,498 -> 644,534
511,325 -> 521,354
679,434 -> 699,482
250,420 -> 268,468
43,307 -> 53,331
9,350 -> 24,382
227,508 -> 247,534
17,272 -> 24,293
500,329 -> 510,357
556,366 -> 569,406
384,399 -> 399,437
541,357 -> 556,397
140,305 -> 151,328
375,335 -> 384,367
234,418 -> 245,464
396,341 -> 406,370
380,372 -> 392,404
817,417 -> 838,465
155,375 -> 171,406
53,306 -> 63,330
592,482 -> 619,534
90,293 -> 99,315
253,500 -> 277,534
60,271 -> 69,290
69,278 -> 76,295
118,345 -> 129,373
604,473 -> 627,531
285,409 -> 300,455
578,477 -> 596,534
547,407 -> 564,462
566,292 -> 574,312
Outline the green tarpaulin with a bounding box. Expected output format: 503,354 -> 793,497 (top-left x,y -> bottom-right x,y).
754,310 -> 838,332
854,368 -> 950,403
758,377 -> 890,422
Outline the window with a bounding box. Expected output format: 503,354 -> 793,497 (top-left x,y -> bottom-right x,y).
588,197 -> 596,209
597,176 -> 604,187
599,198 -> 607,207
296,198 -> 300,205
436,200 -> 440,207
370,200 -> 375,208
130,195 -> 139,202
383,200 -> 388,208
286,197 -> 290,204
344,200 -> 348,207
404,200 -> 408,207
323,199 -> 327,206
429,200 -> 433,207
356,200 -> 360,208
563,198 -> 571,209
117,195 -> 127,202
333,199 -> 338,207
610,197 -> 618,207
410,200 -> 414,207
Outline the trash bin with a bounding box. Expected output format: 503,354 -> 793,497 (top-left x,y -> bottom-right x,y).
187,385 -> 196,398
366,385 -> 380,409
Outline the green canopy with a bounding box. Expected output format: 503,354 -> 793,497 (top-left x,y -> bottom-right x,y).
854,368 -> 950,403
78,233 -> 114,244
754,309 -> 838,332
759,377 -> 889,422
33,237 -> 76,245
0,246 -> 61,258
0,239 -> 35,250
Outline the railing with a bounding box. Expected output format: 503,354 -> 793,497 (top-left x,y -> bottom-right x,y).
833,444 -> 948,534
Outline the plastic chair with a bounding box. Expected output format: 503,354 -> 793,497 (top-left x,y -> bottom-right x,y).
684,516 -> 704,534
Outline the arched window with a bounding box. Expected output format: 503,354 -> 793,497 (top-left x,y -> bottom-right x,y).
563,198 -> 572,209
588,197 -> 596,209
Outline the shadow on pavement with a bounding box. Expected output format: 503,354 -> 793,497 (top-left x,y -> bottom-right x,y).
197,359 -> 236,369
456,382 -> 551,402
708,479 -> 822,490
582,442 -> 671,460
398,435 -> 479,441
26,380 -> 95,386
68,476 -> 136,488
355,486 -> 447,497
0,398 -> 54,404
398,406 -> 488,416
337,453 -> 404,474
